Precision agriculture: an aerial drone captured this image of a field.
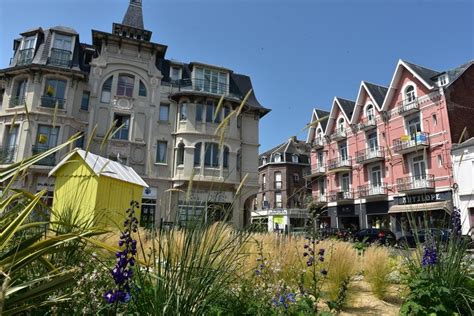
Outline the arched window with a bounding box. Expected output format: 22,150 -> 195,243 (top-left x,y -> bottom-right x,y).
138,80 -> 147,97
194,142 -> 202,166
274,153 -> 281,163
223,146 -> 230,169
316,128 -> 322,140
404,85 -> 416,103
117,74 -> 134,97
366,104 -> 374,121
176,142 -> 185,166
100,76 -> 113,103
338,118 -> 345,133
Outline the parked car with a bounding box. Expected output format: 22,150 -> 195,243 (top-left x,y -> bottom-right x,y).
318,228 -> 353,241
397,228 -> 450,248
353,228 -> 396,246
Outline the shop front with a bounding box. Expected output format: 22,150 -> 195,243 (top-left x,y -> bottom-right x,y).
389,191 -> 453,239
178,190 -> 234,226
364,201 -> 392,230
250,208 -> 310,233
328,204 -> 361,232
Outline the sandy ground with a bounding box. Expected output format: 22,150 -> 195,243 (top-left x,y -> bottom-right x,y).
340,281 -> 403,316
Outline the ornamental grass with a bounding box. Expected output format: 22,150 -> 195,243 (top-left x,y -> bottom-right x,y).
363,245 -> 393,300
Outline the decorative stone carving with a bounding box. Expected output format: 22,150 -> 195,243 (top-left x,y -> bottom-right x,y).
131,145 -> 145,163
112,97 -> 134,110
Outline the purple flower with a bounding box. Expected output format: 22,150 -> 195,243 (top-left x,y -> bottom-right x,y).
451,208 -> 462,238
320,268 -> 328,276
303,252 -> 308,257
304,244 -> 309,249
422,241 -> 437,267
319,256 -> 324,262
318,248 -> 325,256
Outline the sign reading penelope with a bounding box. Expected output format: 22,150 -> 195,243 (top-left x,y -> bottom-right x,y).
394,191 -> 452,205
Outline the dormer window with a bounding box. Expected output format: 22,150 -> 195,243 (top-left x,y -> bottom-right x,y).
366,104 -> 375,122
49,34 -> 73,67
292,154 -> 299,163
262,156 -> 267,165
338,118 -> 345,133
274,153 -> 281,163
404,85 -> 416,104
194,67 -> 228,95
437,75 -> 448,87
316,128 -> 322,140
18,35 -> 36,65
170,66 -> 181,81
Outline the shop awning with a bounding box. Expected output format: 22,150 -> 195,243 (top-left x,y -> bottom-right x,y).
388,201 -> 452,214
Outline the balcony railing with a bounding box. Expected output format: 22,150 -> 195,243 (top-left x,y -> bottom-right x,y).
17,48 -> 35,65
310,164 -> 326,176
327,156 -> 352,170
355,147 -> 385,164
398,98 -> 420,115
311,137 -> 325,149
312,194 -> 327,204
330,129 -> 347,141
328,190 -> 354,202
0,146 -> 17,164
358,183 -> 388,198
32,145 -> 56,166
393,132 -> 429,154
40,96 -> 66,109
47,48 -> 72,68
171,78 -> 240,98
9,96 -> 26,107
358,117 -> 377,131
397,175 -> 435,192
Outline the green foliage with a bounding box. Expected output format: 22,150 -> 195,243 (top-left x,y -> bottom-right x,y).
326,277 -> 350,313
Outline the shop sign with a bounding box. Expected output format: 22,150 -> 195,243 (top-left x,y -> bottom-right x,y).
269,209 -> 287,215
186,190 -> 234,204
273,215 -> 284,225
394,191 -> 452,205
337,205 -> 355,215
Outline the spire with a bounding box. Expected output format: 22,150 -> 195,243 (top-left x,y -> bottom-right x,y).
122,0 -> 144,29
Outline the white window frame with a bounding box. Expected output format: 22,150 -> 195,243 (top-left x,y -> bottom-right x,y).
274,153 -> 281,163
21,35 -> 37,50
403,84 -> 416,104
170,65 -> 182,81
292,154 -> 299,163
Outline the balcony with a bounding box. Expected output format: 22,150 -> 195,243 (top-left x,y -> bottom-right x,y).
358,117 -> 377,131
40,96 -> 66,109
308,164 -> 326,177
9,96 -> 26,107
398,98 -> 420,116
171,78 -> 240,99
393,132 -> 429,154
358,183 -> 388,198
311,137 -> 325,149
397,175 -> 435,193
330,129 -> 347,142
355,147 -> 385,164
312,194 -> 328,205
328,190 -> 354,202
17,48 -> 34,65
32,145 -> 56,166
0,146 -> 17,164
47,48 -> 72,68
327,156 -> 352,170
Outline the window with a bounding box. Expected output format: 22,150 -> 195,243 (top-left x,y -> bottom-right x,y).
159,104 -> 169,121
223,146 -> 229,169
194,142 -> 202,166
43,78 -> 66,108
179,103 -> 188,121
138,80 -> 147,97
205,101 -> 220,123
50,34 -> 72,67
113,113 -> 131,140
81,91 -> 90,111
412,155 -> 427,179
18,36 -> 35,65
140,198 -> 156,228
236,149 -> 241,171
170,66 -> 181,81
432,114 -> 437,126
36,125 -> 59,148
156,141 -> 167,163
274,153 -> 281,163
204,143 -> 219,167
0,88 -> 4,107
52,34 -> 72,51
262,174 -> 266,189
341,173 -> 350,192
101,76 -> 113,103
339,142 -> 348,161
11,79 -> 27,107
404,85 -> 416,103
262,156 -> 267,165
366,104 -> 374,121
275,172 -> 282,190
437,155 -> 443,168
293,173 -> 299,183
22,35 -> 36,50
224,106 -> 231,119
338,118 -> 345,133
292,154 -> 299,163
367,132 -> 378,151
176,142 -> 185,166
438,75 -> 448,87
407,115 -> 421,136
371,166 -> 382,187
117,74 -> 134,97
195,67 -> 227,94
275,192 -> 282,208
262,193 -> 268,208
196,103 -> 204,122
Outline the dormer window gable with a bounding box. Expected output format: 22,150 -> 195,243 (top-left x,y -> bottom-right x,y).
170,65 -> 182,82
48,32 -> 74,68
436,74 -> 448,87
273,153 -> 282,163
17,34 -> 38,65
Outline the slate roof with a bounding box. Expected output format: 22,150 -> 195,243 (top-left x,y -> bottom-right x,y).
364,82 -> 388,107
49,149 -> 149,188
446,60 -> 474,87
336,97 -> 356,121
260,137 -> 309,158
315,109 -> 330,131
122,0 -> 144,29
403,60 -> 441,86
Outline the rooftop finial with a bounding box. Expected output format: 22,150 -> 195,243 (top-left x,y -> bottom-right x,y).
122,0 -> 144,29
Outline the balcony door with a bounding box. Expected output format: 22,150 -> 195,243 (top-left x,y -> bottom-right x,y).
407,116 -> 421,137
4,126 -> 19,162
412,155 -> 427,188
370,165 -> 382,193
318,178 -> 325,198
339,142 -> 348,161
317,151 -> 324,167
36,125 -> 59,149
341,173 -> 350,192
367,132 -> 378,158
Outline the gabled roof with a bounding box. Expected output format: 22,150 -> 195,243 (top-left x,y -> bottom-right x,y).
381,59 -> 440,111
325,97 -> 356,135
306,108 -> 330,143
446,60 -> 474,87
49,149 -> 149,188
351,81 -> 388,124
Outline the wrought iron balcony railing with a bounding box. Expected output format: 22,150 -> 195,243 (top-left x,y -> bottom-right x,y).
171,78 -> 241,98
396,175 -> 435,192
312,194 -> 327,204
17,48 -> 35,65
393,132 -> 429,153
358,117 -> 377,130
40,96 -> 66,109
0,146 -> 17,164
358,183 -> 388,198
32,145 -> 56,166
47,48 -> 72,68
311,137 -> 325,149
310,163 -> 326,176
328,190 -> 354,202
327,156 -> 352,170
355,147 -> 385,164
398,98 -> 420,115
9,96 -> 26,107
330,129 -> 347,141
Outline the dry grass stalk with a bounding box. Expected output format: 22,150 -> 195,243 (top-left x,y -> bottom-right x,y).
363,246 -> 392,300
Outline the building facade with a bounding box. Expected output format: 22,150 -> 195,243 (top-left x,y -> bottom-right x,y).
252,137 -> 312,232
0,0 -> 270,228
306,60 -> 474,237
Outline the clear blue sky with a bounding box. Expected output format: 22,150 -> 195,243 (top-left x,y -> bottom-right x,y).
1,0 -> 473,152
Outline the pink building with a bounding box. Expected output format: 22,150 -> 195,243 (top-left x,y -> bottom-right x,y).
306,60 -> 474,237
